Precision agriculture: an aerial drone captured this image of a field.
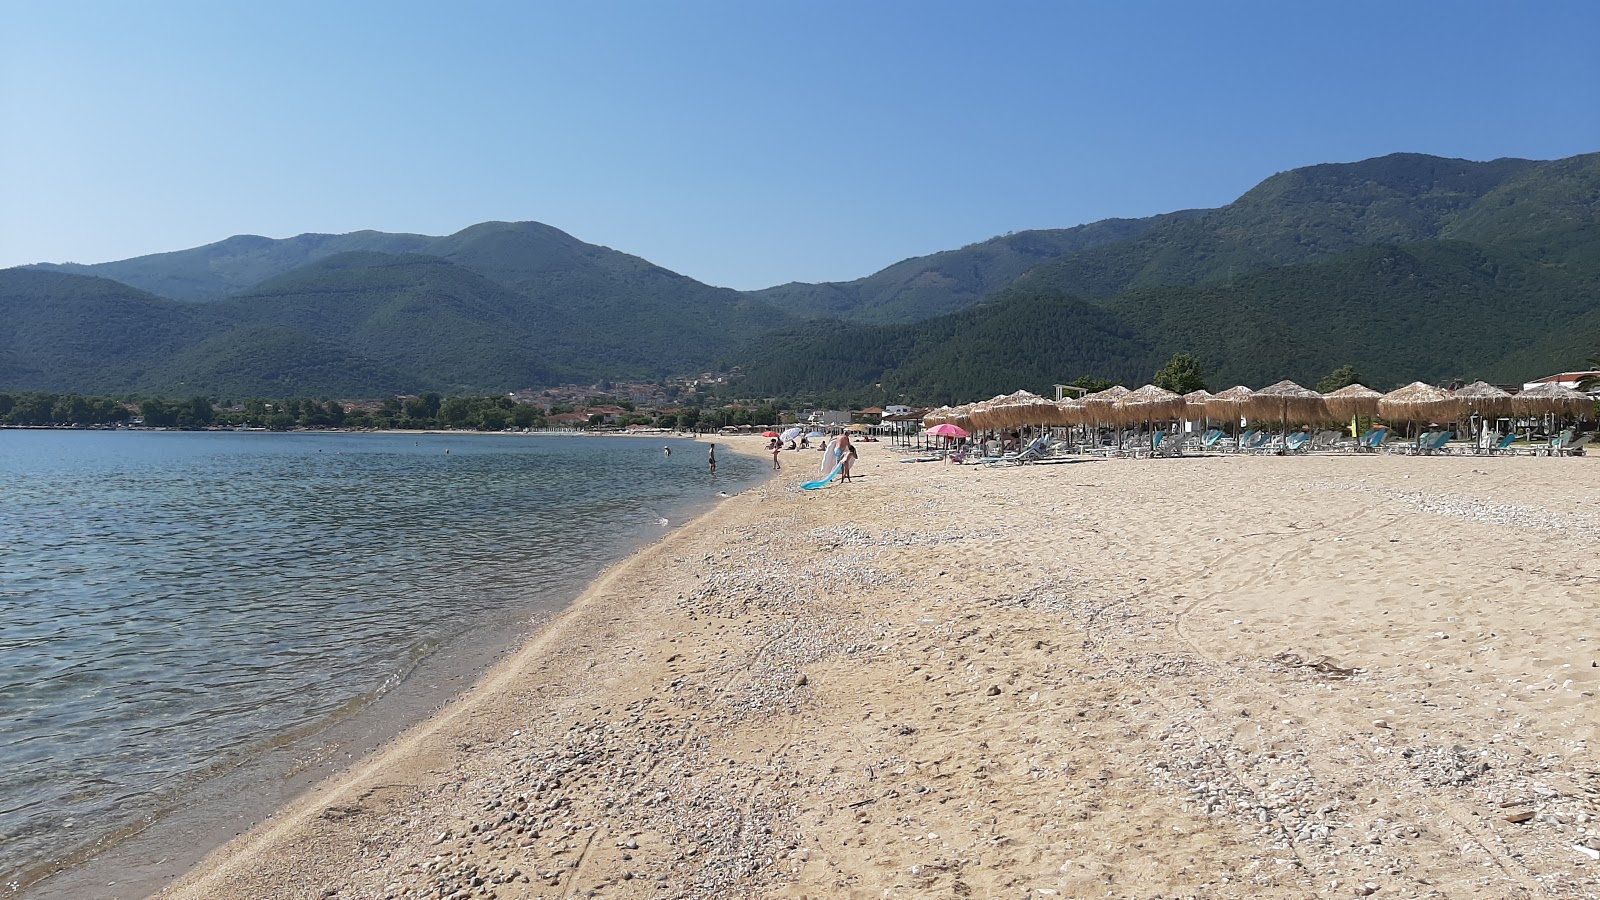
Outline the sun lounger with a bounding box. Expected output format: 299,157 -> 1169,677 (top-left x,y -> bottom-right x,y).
1238,431 -> 1271,452
1560,433 -> 1591,456
1200,428 -> 1226,450
1284,432 -> 1312,453
985,436 -> 1053,466
1479,432 -> 1519,455
1419,431 -> 1453,454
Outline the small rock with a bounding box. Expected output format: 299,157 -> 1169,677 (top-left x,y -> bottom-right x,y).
1503,808 -> 1536,824
1372,719 -> 1390,729
796,673 -> 809,687
986,685 -> 1001,696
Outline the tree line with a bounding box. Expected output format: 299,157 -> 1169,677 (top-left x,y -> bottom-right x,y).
0,391 -> 786,433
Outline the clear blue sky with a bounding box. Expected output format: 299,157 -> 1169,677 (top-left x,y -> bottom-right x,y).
3,1 -> 1597,289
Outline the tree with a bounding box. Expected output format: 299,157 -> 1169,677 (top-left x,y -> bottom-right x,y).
1316,364 -> 1363,393
1577,355 -> 1599,392
1070,376 -> 1117,393
1152,354 -> 1207,394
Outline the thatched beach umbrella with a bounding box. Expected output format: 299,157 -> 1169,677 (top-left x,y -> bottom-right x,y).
1181,389 -> 1214,431
1452,381 -> 1514,418
1115,384 -> 1186,427
1512,382 -> 1592,419
1322,384 -> 1381,421
1205,385 -> 1255,422
1053,397 -> 1086,427
922,406 -> 952,428
1205,385 -> 1256,450
1377,382 -> 1456,424
1115,384 -> 1185,453
993,390 -> 1056,428
1247,380 -> 1326,426
1079,385 -> 1130,427
947,403 -> 976,432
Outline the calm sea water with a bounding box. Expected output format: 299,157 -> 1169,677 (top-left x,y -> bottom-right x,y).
0,430 -> 761,887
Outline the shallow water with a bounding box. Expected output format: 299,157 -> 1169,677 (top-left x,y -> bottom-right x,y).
0,430 -> 760,887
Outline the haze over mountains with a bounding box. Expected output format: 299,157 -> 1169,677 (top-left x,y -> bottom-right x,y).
5,150 -> 1598,401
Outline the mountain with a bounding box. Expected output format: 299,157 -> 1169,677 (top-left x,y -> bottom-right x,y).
1010,153 -> 1551,302
420,221 -> 790,369
5,150 -> 1598,400
730,226 -> 1600,403
31,231 -> 436,302
749,212 -> 1204,324
0,269 -> 218,393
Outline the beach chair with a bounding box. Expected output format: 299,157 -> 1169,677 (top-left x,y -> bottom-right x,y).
1335,429 -> 1371,452
986,435 -> 1052,466
1131,430 -> 1168,458
1547,428 -> 1577,456
1419,431 -> 1454,455
1476,431 -> 1517,455
1284,432 -> 1312,453
1238,430 -> 1271,452
1367,428 -> 1392,451
1199,428 -> 1226,451
1561,433 -> 1592,456
1393,430 -> 1435,455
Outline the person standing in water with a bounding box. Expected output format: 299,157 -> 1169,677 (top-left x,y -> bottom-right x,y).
708,443 -> 717,475
663,446 -> 672,457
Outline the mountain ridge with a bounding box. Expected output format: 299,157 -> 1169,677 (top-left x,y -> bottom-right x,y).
5,149 -> 1598,399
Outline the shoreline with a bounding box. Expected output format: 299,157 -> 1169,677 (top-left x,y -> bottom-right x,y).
16,437 -> 773,900
46,442 -> 1600,898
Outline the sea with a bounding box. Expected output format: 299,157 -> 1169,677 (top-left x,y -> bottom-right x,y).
0,430 -> 764,893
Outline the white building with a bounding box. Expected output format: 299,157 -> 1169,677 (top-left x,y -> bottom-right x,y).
1523,371 -> 1600,396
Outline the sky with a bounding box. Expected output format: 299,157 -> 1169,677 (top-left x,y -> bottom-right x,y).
2,1 -> 1597,290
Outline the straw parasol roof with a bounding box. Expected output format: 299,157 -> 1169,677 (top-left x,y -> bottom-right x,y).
1377,382 -> 1456,423
1181,389 -> 1213,415
1204,385 -> 1255,420
1512,382 -> 1592,419
996,390 -> 1058,427
1052,397 -> 1086,427
1114,384 -> 1186,426
1321,383 -> 1381,420
1078,385 -> 1130,426
922,406 -> 952,427
1247,380 -> 1326,423
965,397 -> 1001,431
1452,381 -> 1513,417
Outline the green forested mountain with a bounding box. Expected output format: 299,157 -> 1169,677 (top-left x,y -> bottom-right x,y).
749,212 -> 1204,323
1010,153 -> 1559,302
0,270 -> 218,393
30,231 -> 437,302
731,227 -> 1600,403
5,151 -> 1598,400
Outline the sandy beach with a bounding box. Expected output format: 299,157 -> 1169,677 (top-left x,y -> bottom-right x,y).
143,437 -> 1600,899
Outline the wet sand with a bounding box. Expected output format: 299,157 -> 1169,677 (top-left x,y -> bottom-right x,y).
154,439 -> 1600,898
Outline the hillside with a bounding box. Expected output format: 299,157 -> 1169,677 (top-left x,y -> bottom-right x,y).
749,212 -> 1204,323
4,150 -> 1598,399
32,231 -> 437,302
1012,153 -> 1547,302
730,227 -> 1600,404
0,269 -> 219,393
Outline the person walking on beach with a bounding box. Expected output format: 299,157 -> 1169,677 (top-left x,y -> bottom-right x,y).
769,439 -> 782,471
835,433 -> 858,482
708,443 -> 717,475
